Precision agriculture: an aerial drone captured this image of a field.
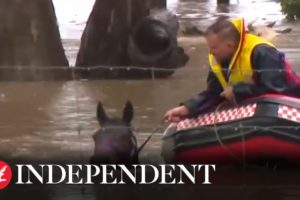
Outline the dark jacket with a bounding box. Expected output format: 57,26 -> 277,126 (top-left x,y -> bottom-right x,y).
183,44 -> 300,117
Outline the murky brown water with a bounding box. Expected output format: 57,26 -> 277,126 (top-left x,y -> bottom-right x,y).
1,0 -> 300,199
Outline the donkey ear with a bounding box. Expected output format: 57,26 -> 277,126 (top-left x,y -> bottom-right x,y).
123,101 -> 134,124
97,102 -> 108,125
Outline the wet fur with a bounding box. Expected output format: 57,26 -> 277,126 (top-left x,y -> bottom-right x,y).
90,101 -> 139,166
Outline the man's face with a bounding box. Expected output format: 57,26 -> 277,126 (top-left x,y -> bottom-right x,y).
206,33 -> 237,64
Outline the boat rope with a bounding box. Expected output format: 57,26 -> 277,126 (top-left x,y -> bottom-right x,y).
134,119 -> 166,154
212,100 -> 247,167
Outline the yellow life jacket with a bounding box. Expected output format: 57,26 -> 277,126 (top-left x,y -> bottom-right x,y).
208,18 -> 275,88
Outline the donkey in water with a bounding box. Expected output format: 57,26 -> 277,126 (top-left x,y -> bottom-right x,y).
90,101 -> 148,165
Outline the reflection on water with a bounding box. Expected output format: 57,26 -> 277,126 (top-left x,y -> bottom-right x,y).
52,0 -> 95,39
1,0 -> 300,176
1,0 -> 300,199
0,75 -> 209,162
56,0 -> 299,66
54,0 -> 285,39
169,0 -> 283,21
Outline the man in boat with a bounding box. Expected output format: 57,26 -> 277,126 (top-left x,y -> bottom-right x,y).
164,18 -> 300,123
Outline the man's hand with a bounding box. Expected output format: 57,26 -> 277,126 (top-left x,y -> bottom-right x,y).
220,86 -> 235,102
164,105 -> 189,123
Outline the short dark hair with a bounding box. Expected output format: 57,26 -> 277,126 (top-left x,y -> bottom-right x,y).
204,18 -> 240,43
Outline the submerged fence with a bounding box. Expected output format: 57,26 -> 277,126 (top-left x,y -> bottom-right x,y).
0,65 -> 299,164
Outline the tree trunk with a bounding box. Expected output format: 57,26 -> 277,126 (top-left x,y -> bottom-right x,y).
217,0 -> 230,4
150,0 -> 167,9
0,0 -> 70,81
75,0 -> 149,67
75,0 -> 188,79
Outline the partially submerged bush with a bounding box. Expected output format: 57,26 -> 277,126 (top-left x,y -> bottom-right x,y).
280,0 -> 300,21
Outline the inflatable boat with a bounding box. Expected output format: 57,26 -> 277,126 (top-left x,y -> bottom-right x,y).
162,94 -> 300,165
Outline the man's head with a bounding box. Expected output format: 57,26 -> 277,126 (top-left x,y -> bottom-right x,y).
205,19 -> 240,64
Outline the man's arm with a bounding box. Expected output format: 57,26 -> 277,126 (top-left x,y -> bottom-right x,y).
233,44 -> 290,101
182,71 -> 224,116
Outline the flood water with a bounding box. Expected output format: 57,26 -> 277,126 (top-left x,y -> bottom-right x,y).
1,0 -> 300,199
